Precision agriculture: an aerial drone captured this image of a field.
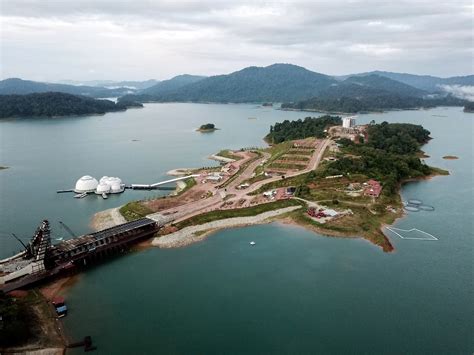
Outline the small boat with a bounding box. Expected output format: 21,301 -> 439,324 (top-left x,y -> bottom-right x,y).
250,241 -> 256,246
102,193 -> 108,199
74,192 -> 87,199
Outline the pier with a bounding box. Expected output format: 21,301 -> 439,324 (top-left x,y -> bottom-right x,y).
130,174 -> 200,189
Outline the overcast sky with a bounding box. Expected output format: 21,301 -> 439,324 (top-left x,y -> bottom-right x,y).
0,0 -> 472,81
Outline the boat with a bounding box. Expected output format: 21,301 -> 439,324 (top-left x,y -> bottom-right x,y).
74,192 -> 87,199
250,241 -> 256,246
102,193 -> 108,199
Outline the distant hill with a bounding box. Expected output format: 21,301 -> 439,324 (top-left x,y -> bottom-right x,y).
0,92 -> 141,118
320,74 -> 427,100
129,64 -> 337,103
0,78 -> 135,98
336,71 -> 474,93
282,94 -> 467,114
60,79 -> 160,90
141,75 -> 206,96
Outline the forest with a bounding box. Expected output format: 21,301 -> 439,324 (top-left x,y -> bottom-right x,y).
322,122 -> 434,195
0,92 -> 142,118
266,115 -> 341,143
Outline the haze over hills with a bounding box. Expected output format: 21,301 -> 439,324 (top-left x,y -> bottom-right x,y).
0,78 -> 135,98
59,79 -> 160,90
1,63 -> 472,115
141,74 -> 206,96
336,71 -> 474,92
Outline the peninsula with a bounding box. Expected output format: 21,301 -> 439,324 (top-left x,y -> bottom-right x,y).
0,92 -> 143,119
97,115 -> 447,252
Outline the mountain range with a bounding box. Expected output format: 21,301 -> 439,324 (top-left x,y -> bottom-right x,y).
1,64 -> 472,114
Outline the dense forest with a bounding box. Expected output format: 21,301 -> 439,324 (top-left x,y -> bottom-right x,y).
464,101 -> 474,112
282,94 -> 468,114
266,115 -> 341,143
322,122 -> 434,195
0,92 -> 142,118
199,123 -> 216,130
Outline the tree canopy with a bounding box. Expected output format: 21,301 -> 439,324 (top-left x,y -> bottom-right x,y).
266,115 -> 341,143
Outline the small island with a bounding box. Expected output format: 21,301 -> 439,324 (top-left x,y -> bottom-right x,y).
0,166 -> 8,170
197,123 -> 218,132
443,155 -> 459,160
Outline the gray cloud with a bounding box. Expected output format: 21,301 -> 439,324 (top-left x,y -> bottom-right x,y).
0,0 -> 472,81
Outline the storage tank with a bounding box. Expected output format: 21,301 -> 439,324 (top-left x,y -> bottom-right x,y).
96,182 -> 111,194
74,175 -> 99,193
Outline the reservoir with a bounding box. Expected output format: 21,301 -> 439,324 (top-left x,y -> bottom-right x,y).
0,104 -> 472,353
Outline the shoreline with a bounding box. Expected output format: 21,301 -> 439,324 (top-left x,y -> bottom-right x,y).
152,206 -> 302,248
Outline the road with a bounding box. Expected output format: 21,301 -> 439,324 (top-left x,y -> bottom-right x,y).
149,139 -> 330,224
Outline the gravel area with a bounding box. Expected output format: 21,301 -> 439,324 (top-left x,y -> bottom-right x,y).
152,205 -> 302,248
90,207 -> 127,231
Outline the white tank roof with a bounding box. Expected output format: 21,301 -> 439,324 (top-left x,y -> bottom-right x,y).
74,175 -> 99,193
96,182 -> 111,194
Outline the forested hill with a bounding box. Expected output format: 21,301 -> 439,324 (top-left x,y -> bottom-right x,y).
337,71 -> 474,92
266,115 -> 341,143
0,78 -> 134,98
122,64 -> 337,103
282,93 -> 467,114
0,92 -> 142,118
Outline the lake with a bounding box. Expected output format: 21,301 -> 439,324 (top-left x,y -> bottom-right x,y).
0,104 -> 472,353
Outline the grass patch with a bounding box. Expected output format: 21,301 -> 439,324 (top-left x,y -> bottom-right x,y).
119,201 -> 154,221
175,199 -> 302,229
286,149 -> 314,156
217,149 -> 242,161
429,166 -> 450,175
279,155 -> 310,162
176,178 -> 197,195
269,162 -> 307,170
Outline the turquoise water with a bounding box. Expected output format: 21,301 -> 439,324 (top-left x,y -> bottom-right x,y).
0,105 -> 472,353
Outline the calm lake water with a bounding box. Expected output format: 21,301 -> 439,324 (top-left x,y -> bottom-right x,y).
0,104 -> 472,353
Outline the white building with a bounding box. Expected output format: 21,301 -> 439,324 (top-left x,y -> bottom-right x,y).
342,116 -> 357,128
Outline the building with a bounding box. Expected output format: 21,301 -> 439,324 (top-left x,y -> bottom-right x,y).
342,116 -> 357,128
364,179 -> 382,197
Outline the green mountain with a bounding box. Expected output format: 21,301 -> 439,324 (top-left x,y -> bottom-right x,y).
141,75 -> 206,96
131,64 -> 337,103
336,71 -> 474,92
282,93 -> 467,113
0,92 -> 141,118
0,78 -> 135,98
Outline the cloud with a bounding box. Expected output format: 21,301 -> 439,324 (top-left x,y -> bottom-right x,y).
439,85 -> 474,101
0,0 -> 472,80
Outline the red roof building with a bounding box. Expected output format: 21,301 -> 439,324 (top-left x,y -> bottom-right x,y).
364,179 -> 382,197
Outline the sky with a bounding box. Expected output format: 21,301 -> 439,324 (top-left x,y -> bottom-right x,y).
0,0 -> 472,82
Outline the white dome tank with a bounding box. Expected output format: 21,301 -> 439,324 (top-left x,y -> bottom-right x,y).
74,175 -> 99,193
96,182 -> 111,194
110,182 -> 123,193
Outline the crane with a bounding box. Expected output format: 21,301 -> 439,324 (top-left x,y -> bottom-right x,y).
58,221 -> 77,239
